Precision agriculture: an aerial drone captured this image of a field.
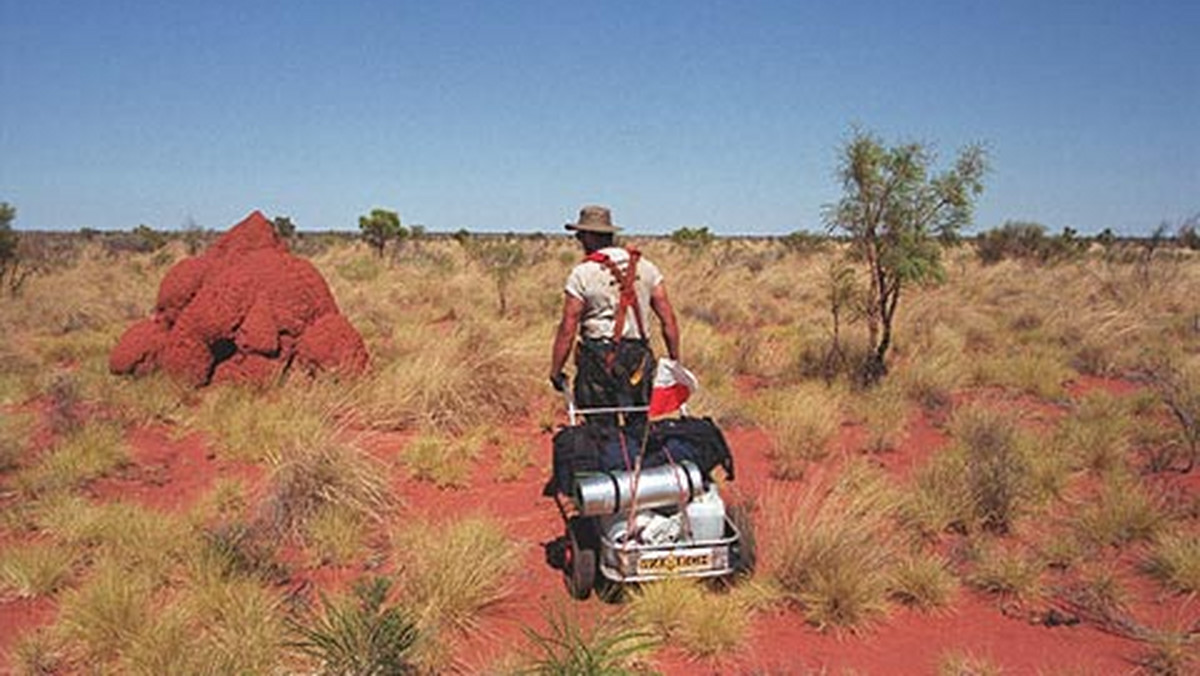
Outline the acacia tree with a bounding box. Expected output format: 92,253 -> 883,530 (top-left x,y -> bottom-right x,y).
358,208 -> 406,258
825,130 -> 987,386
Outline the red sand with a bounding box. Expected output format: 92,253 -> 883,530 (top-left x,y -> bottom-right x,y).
3,379 -> 1196,673
109,211 -> 368,387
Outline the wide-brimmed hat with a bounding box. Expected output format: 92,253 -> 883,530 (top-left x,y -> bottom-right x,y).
564,205 -> 621,233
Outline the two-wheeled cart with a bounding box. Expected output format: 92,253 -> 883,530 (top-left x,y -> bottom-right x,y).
545,399 -> 753,600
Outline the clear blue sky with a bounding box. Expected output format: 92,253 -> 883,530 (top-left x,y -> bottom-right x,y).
2,1 -> 1196,235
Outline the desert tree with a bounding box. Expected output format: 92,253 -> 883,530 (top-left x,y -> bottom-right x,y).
473,236 -> 526,317
0,201 -> 16,270
825,129 -> 987,386
358,208 -> 407,258
272,216 -> 296,240
0,202 -> 30,296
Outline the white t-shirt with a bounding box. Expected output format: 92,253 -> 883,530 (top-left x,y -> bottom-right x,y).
565,247 -> 663,341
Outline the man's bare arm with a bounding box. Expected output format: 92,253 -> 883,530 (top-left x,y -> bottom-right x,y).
650,283 -> 680,361
550,293 -> 585,380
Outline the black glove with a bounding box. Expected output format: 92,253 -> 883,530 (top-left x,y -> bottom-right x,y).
550,372 -> 567,392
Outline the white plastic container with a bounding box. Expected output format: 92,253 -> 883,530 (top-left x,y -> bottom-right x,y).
685,484 -> 725,542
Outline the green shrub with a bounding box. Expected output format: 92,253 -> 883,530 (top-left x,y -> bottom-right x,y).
288,576 -> 420,675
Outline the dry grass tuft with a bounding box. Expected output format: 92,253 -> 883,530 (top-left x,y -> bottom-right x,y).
1055,391 -> 1133,473
965,540 -> 1044,603
765,462 -> 900,631
855,380 -> 911,453
626,576 -> 750,659
0,540 -> 76,598
936,649 -> 1004,676
56,561 -> 155,662
392,514 -> 520,657
888,551 -> 958,610
755,384 -> 843,479
401,432 -> 481,489
258,433 -> 390,542
1143,531 -> 1200,594
359,325 -> 536,433
15,419 -> 131,496
1073,470 -> 1165,547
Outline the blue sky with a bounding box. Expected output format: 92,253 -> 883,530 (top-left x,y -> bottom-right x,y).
2,1 -> 1196,235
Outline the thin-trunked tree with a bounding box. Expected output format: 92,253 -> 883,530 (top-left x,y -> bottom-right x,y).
825,130 -> 987,386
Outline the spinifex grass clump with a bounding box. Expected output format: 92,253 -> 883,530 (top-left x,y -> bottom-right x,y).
0,539 -> 76,598
392,514 -> 519,665
56,561 -> 155,662
626,576 -> 751,659
259,434 -> 389,543
756,384 -> 843,479
855,379 -> 910,453
965,541 -> 1044,603
188,384 -> 338,464
1143,531 -> 1200,594
362,324 -> 535,433
520,602 -> 657,676
401,432 -> 481,489
888,551 -> 958,610
954,405 -> 1035,535
1055,391 -> 1133,473
288,576 -> 420,675
1074,470 -> 1165,547
15,419 -> 131,496
766,462 -> 900,631
0,409 -> 32,471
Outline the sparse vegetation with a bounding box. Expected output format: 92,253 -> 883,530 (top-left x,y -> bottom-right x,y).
520,603 -> 657,675
2,226 -> 1199,674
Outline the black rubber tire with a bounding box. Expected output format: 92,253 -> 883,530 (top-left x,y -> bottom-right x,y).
565,518 -> 597,600
728,502 -> 757,576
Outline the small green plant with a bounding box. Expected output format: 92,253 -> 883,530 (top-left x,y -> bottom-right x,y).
519,603 -> 657,675
288,576 -> 420,675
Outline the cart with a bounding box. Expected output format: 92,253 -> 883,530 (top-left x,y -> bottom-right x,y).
547,398 -> 754,600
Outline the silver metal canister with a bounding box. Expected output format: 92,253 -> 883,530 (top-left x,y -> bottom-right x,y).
574,460 -> 704,516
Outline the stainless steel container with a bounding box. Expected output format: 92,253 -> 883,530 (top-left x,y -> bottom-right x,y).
574,460 -> 704,516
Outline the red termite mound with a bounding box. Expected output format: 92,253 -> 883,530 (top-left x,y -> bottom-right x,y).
109,211 -> 368,386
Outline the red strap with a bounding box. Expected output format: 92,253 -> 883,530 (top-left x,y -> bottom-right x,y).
586,248 -> 647,345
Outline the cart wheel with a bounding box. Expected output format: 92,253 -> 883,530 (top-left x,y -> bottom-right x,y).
728,502 -> 757,575
565,518 -> 597,600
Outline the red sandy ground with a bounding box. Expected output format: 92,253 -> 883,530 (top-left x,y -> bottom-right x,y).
2,377 -> 1197,674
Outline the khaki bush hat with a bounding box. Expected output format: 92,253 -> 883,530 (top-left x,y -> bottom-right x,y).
565,205 -> 622,233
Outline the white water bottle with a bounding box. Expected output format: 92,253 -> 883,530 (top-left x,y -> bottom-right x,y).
685,484 -> 725,542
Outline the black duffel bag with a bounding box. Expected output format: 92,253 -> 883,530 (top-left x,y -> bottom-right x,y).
543,416 -> 735,497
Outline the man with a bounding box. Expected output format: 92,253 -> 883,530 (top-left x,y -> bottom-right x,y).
549,205 -> 681,423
